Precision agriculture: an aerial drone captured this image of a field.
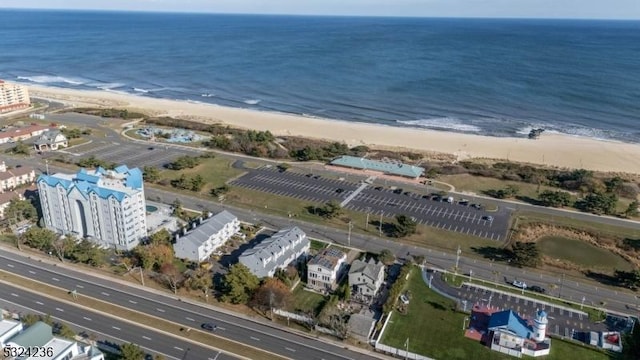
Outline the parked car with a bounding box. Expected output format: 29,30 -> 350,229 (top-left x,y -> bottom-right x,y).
305,173 -> 313,177
483,215 -> 494,221
471,203 -> 482,210
458,199 -> 470,206
335,188 -> 344,194
201,323 -> 217,331
529,285 -> 546,294
400,294 -> 410,305
374,186 -> 383,191
393,188 -> 403,194
512,280 -> 527,289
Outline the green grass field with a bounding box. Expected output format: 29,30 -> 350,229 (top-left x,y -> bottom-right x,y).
159,156 -> 244,194
439,174 -> 559,199
289,284 -> 326,316
380,268 -> 610,360
516,211 -> 640,240
538,236 -> 633,271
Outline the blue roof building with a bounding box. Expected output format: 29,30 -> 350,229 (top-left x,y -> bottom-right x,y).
330,155 -> 424,179
37,165 -> 147,251
488,310 -> 532,339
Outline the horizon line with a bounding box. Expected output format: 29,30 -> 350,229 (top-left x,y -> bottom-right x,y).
1,7 -> 640,21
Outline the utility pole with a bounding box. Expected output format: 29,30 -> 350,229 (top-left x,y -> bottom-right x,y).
45,159 -> 49,175
379,211 -> 383,237
365,207 -> 370,229
139,267 -> 145,287
404,338 -> 409,360
581,296 -> 586,310
559,273 -> 565,299
455,245 -> 461,274
347,221 -> 353,247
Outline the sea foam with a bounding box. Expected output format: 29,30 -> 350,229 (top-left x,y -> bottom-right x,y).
399,118 -> 482,133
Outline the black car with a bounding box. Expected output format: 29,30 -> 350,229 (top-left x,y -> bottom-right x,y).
393,188 -> 403,194
529,285 -> 546,294
336,188 -> 344,194
403,191 -> 412,196
305,173 -> 313,177
374,186 -> 383,191
148,147 -> 154,150
313,175 -> 321,179
201,323 -> 217,331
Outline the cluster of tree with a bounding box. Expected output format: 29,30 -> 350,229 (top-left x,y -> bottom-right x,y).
289,142 -> 350,161
575,192 -> 618,216
3,199 -> 38,224
73,107 -> 145,120
509,241 -> 541,268
170,174 -> 205,192
307,200 -> 343,219
378,249 -> 396,265
142,165 -> 160,182
203,130 -> 278,158
251,277 -> 292,312
391,214 -> 417,238
383,263 -> 412,314
20,228 -> 107,266
60,127 -> 91,139
613,269 -> 640,290
165,155 -> 202,170
5,140 -> 30,155
221,263 -> 261,304
210,184 -> 231,197
20,314 -> 75,339
537,190 -> 573,207
273,266 -> 299,287
485,185 -> 519,199
76,155 -> 115,169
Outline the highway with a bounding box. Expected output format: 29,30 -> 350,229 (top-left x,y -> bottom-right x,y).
0,282 -> 236,360
0,250 -> 375,360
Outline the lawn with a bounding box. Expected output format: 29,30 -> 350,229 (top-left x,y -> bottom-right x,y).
159,156 -> 244,194
289,284 -> 326,316
379,268 -> 610,360
439,174 -> 559,200
516,211 -> 640,240
538,236 -> 633,271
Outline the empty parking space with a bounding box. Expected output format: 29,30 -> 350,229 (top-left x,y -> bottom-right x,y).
230,167 -> 511,241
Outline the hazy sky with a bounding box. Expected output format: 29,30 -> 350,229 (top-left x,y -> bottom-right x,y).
1,0 -> 639,19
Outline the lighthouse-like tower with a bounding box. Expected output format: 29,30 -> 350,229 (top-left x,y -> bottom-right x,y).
532,310 -> 548,342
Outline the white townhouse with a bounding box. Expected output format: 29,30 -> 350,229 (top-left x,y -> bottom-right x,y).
173,210 -> 240,263
307,248 -> 347,293
37,165 -> 147,251
1,318 -> 104,360
239,227 -> 310,278
0,161 -> 36,192
348,258 -> 385,303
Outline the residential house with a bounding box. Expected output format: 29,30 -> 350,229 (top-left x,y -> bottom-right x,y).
348,258 -> 385,303
239,227 -> 310,278
347,309 -> 377,343
0,124 -> 49,144
37,165 -> 147,251
307,248 -> 347,292
173,210 -> 240,262
0,191 -> 24,220
34,129 -> 68,151
487,309 -> 551,358
1,318 -> 104,360
0,161 -> 36,192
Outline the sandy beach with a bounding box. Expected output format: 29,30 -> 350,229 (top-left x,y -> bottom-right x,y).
25,84 -> 640,174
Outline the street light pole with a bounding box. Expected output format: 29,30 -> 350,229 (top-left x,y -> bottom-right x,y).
469,269 -> 473,282
559,273 -> 565,299
365,208 -> 370,230
581,296 -> 586,310
347,221 -> 353,247
404,338 -> 409,360
455,245 -> 461,274
379,211 -> 383,237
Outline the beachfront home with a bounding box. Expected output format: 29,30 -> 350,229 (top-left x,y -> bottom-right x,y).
0,161 -> 36,192
33,129 -> 68,151
348,258 -> 385,303
173,210 -> 240,262
307,248 -> 347,293
238,227 -> 310,278
0,80 -> 30,114
0,124 -> 49,144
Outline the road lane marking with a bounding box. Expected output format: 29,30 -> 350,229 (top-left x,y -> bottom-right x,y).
174,346 -> 183,351
56,307 -> 64,312
156,308 -> 165,313
83,317 -> 92,321
7,264 -> 14,268
142,336 -> 152,340
35,301 -> 44,305
129,300 -> 137,304
76,285 -> 84,288
185,317 -> 195,321
285,347 -> 297,352
101,292 -> 110,296
112,326 -> 121,330
52,277 -> 60,281
28,270 -> 36,274
216,326 -> 226,331
11,293 -> 19,297
250,336 -> 260,341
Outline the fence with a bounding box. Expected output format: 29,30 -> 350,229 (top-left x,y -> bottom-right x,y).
272,308 -> 314,324
374,310 -> 435,360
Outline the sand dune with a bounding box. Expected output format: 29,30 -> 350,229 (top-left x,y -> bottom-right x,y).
27,84 -> 640,174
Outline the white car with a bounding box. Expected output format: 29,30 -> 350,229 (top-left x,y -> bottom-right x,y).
512,280 -> 527,289
400,294 -> 410,305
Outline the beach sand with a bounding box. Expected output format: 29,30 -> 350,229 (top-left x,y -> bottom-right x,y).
26,84 -> 640,174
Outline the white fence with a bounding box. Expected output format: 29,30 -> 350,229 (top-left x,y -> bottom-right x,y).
272,309 -> 314,324
375,343 -> 434,360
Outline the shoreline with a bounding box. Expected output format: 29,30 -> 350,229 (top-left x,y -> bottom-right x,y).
24,84 -> 640,174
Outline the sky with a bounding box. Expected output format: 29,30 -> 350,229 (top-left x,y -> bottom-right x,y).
1,0 -> 639,19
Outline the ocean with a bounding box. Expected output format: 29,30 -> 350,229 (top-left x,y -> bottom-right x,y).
1,9 -> 639,142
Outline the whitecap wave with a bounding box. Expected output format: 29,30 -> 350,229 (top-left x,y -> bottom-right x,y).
94,82 -> 124,90
243,99 -> 261,105
17,75 -> 86,85
201,93 -> 215,97
133,87 -> 149,93
399,117 -> 482,132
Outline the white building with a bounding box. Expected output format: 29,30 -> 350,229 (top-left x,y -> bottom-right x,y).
0,80 -> 30,114
488,309 -> 551,358
307,248 -> 347,293
348,258 -> 385,303
0,124 -> 49,144
173,210 -> 240,263
0,318 -> 104,360
34,130 -> 68,152
238,227 -> 310,278
37,165 -> 147,251
0,162 -> 36,192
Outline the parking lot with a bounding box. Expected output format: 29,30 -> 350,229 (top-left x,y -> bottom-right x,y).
455,283 -> 609,338
230,167 -> 510,241
59,140 -> 202,169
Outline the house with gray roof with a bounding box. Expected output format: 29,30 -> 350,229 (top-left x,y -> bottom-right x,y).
4,320 -> 104,360
33,129 -> 68,151
348,258 -> 385,303
307,248 -> 347,293
173,210 -> 240,262
239,227 -> 310,278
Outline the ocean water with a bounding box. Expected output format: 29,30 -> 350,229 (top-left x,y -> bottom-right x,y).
1,9 -> 639,142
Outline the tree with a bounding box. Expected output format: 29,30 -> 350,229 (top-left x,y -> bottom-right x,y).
51,235 -> 76,262
4,199 -> 37,223
67,239 -> 106,266
120,343 -> 145,360
185,268 -> 213,299
613,269 -> 640,290
510,242 -> 541,268
165,155 -> 201,170
160,262 -> 183,294
190,174 -> 205,192
148,229 -> 171,246
7,140 -> 30,155
137,243 -> 174,271
21,227 -> 57,251
624,200 -> 639,218
210,184 -> 230,197
221,263 -> 260,304
320,200 -> 343,219
252,278 -> 292,312
604,176 -> 624,194
577,192 -> 618,215
142,165 -> 160,183
393,214 -> 417,238
276,163 -> 290,172
55,322 -> 75,339
379,250 -> 395,265
538,190 -> 572,207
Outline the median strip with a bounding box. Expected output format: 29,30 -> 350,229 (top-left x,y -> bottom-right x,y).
0,270 -> 289,360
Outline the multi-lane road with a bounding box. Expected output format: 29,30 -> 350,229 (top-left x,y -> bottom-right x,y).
0,282 -> 235,360
0,250 -> 377,360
